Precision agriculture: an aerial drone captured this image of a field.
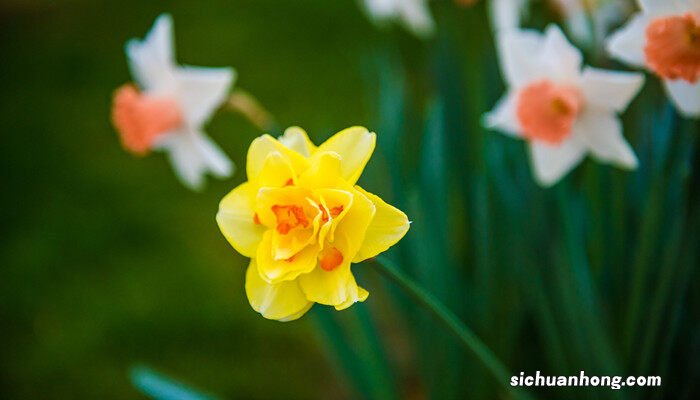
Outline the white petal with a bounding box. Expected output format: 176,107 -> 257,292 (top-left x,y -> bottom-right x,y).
581,67 -> 645,112
639,0 -> 687,15
664,79 -> 700,118
557,0 -> 594,45
490,0 -> 527,31
398,0 -> 435,38
361,0 -> 433,38
497,29 -> 546,87
575,110 -> 638,169
565,9 -> 593,46
192,132 -> 234,178
483,91 -> 521,137
592,3 -> 628,41
159,132 -> 206,190
126,14 -> 177,93
539,25 -> 583,81
154,129 -> 233,189
363,0 -> 397,20
606,14 -> 649,68
175,66 -> 236,127
528,137 -> 586,187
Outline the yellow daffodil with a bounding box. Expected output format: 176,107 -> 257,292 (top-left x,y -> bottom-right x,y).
216,126 -> 410,321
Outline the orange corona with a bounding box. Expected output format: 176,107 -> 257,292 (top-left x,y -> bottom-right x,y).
516,80 -> 583,145
645,13 -> 700,83
111,85 -> 183,154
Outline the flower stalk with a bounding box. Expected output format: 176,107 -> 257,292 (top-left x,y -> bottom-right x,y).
226,88 -> 277,133
372,256 -> 536,400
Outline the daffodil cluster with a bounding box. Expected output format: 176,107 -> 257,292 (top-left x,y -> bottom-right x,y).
109,2 -> 700,323
216,127 -> 410,321
486,0 -> 700,186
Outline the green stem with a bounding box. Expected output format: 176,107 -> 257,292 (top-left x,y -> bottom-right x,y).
373,256 -> 535,400
225,88 -> 279,134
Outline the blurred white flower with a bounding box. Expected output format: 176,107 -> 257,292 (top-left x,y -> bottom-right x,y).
361,0 -> 435,38
112,14 -> 236,190
491,0 -> 631,47
485,25 -> 644,186
607,0 -> 700,117
555,0 -> 595,44
490,0 -> 528,31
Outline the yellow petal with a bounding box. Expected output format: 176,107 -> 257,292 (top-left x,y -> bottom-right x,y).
246,259 -> 312,321
298,248 -> 369,308
314,188 -> 354,245
271,231 -> 314,264
332,188 -> 376,260
256,151 -> 297,188
247,134 -> 309,183
298,259 -> 352,306
334,278 -> 369,311
299,151 -> 346,189
278,302 -> 314,322
312,127 -> 376,185
217,182 -> 265,258
298,213 -> 372,306
352,186 -> 410,263
256,230 -> 319,283
278,126 -> 316,158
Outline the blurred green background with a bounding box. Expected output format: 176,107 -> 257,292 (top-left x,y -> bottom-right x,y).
4,1 -> 700,399
0,0 -> 404,398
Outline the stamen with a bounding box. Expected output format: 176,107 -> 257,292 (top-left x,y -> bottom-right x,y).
271,205 -> 309,234
645,13 -> 700,83
321,205 -> 344,223
516,80 -> 583,145
319,247 -> 343,272
330,206 -> 344,218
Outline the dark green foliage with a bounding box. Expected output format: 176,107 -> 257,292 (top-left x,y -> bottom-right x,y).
1,1 -> 699,399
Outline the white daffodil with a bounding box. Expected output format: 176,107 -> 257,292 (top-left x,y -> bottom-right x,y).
361,0 -> 435,38
607,0 -> 700,117
111,14 -> 236,190
485,25 -> 644,186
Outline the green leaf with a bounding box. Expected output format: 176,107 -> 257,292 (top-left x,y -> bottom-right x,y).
129,365 -> 218,400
